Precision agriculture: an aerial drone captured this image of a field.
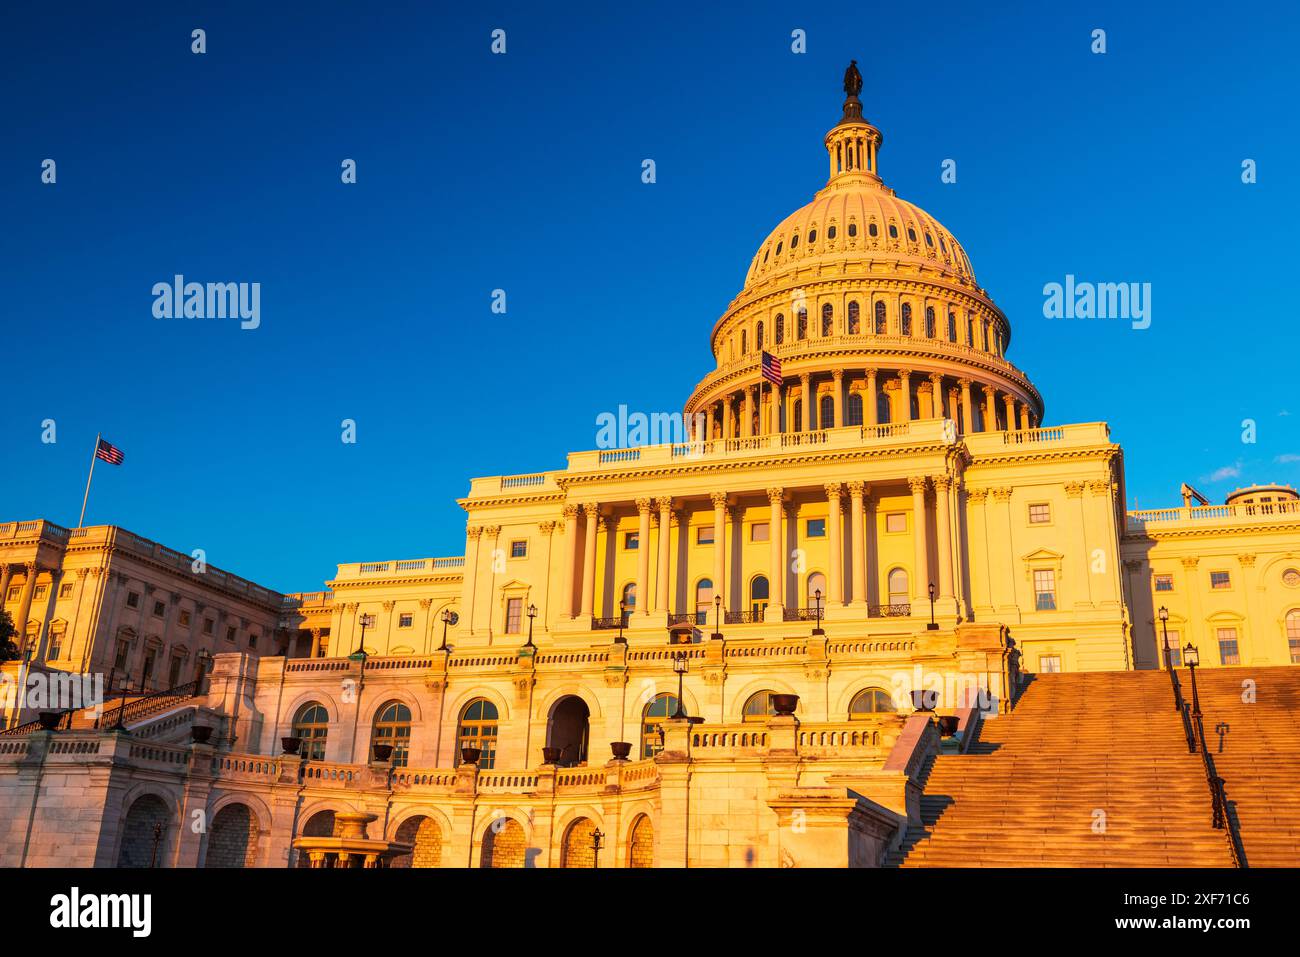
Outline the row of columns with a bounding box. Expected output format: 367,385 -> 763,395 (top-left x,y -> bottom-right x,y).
558,475 -> 960,623
691,369 -> 1036,440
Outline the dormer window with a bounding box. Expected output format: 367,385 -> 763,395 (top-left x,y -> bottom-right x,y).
907,227 -> 917,242
807,229 -> 817,243
888,224 -> 898,239
868,222 -> 879,237
847,223 -> 858,237
776,241 -> 783,255
791,233 -> 799,248
827,225 -> 837,239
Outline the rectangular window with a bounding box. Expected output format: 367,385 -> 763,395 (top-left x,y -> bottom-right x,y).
805,518 -> 826,538
248,633 -> 258,650
696,526 -> 715,545
203,619 -> 214,635
885,513 -> 907,533
1290,638 -> 1300,665
1028,503 -> 1051,524
624,531 -> 639,550
751,522 -> 770,542
1163,629 -> 1182,668
5,586 -> 18,602
505,597 -> 523,634
1210,571 -> 1231,590
153,600 -> 166,617
1033,569 -> 1057,611
114,640 -> 130,672
1153,574 -> 1174,592
510,540 -> 527,558
1038,655 -> 1062,673
34,585 -> 48,600
179,610 -> 191,627
169,655 -> 184,687
398,613 -> 414,628
126,591 -> 140,608
1216,628 -> 1240,666
48,631 -> 63,660
226,625 -> 237,642
59,583 -> 74,598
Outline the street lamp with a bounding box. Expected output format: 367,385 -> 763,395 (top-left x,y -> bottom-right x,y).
926,581 -> 939,630
712,594 -> 723,640
812,588 -> 824,636
438,608 -> 458,652
1158,606 -> 1171,668
524,604 -> 538,649
591,827 -> 604,868
616,598 -> 627,645
350,613 -> 375,662
1184,642 -> 1203,744
671,652 -> 688,719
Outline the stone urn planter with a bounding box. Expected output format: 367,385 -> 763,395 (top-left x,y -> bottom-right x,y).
190,725 -> 214,744
372,744 -> 394,763
771,693 -> 800,716
912,690 -> 939,712
281,735 -> 302,755
610,741 -> 633,760
542,747 -> 561,764
460,746 -> 482,766
37,711 -> 62,731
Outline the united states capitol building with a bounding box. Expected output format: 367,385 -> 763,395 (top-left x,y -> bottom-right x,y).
2,69 -> 1297,869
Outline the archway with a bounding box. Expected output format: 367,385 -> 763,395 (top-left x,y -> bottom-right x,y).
116,794 -> 172,868
627,814 -> 654,868
481,818 -> 526,868
203,803 -> 259,868
296,810 -> 338,868
562,817 -> 597,868
390,815 -> 442,869
547,695 -> 590,766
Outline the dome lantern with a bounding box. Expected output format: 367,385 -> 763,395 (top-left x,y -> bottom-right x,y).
824,60 -> 883,190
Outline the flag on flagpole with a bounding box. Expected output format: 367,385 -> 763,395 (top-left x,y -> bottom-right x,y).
760,351 -> 783,386
94,438 -> 125,465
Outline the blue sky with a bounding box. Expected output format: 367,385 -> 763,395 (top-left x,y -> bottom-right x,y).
2,1 -> 1297,592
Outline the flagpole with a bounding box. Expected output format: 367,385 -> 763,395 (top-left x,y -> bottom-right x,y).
77,433 -> 99,529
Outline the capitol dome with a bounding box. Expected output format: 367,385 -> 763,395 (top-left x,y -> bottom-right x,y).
685,65 -> 1042,439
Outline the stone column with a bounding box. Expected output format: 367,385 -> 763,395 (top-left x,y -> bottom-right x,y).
580,504 -> 600,618
802,374 -> 813,431
636,498 -> 652,616
560,505 -> 579,618
825,484 -> 843,604
930,373 -> 945,419
711,492 -> 727,612
908,477 -> 930,604
959,378 -> 973,435
1019,404 -> 1031,430
309,628 -> 322,658
933,475 -> 954,602
832,370 -> 844,428
1003,394 -> 1017,432
744,386 -> 756,438
848,482 -> 867,606
865,368 -> 878,426
982,385 -> 997,432
722,397 -> 732,440
705,407 -> 714,441
766,488 -> 785,618
898,370 -> 913,422
0,565 -> 12,611
13,563 -> 39,650
656,497 -> 672,614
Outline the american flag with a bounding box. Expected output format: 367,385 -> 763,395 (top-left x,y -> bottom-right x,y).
95,438 -> 125,465
761,350 -> 783,386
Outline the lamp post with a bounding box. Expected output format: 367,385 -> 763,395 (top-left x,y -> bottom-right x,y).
438,608 -> 457,652
1184,642 -> 1202,726
616,599 -> 627,645
350,613 -> 375,661
1158,606 -> 1171,669
524,603 -> 538,649
671,651 -> 688,719
812,588 -> 824,636
926,581 -> 939,630
149,820 -> 165,868
712,594 -> 723,640
591,827 -> 604,869
112,675 -> 134,731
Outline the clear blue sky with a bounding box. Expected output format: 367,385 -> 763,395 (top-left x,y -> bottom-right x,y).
3,1 -> 1297,593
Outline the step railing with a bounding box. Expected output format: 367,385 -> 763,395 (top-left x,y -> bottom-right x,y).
93,679 -> 202,730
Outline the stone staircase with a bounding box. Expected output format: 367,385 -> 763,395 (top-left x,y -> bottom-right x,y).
887,669 -> 1274,867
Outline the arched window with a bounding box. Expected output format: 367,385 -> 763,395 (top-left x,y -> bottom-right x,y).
1287,610 -> 1300,663
458,699 -> 499,769
808,228 -> 817,244
562,818 -> 598,868
621,582 -> 636,618
827,224 -> 837,240
741,329 -> 747,354
372,701 -> 412,767
967,317 -> 975,345
821,303 -> 833,336
774,314 -> 785,345
628,815 -> 654,867
901,303 -> 912,336
846,392 -> 864,427
888,223 -> 898,239
887,568 -> 910,607
695,578 -> 713,626
877,390 -> 892,424
790,233 -> 799,249
819,394 -> 835,429
292,702 -> 329,761
874,301 -> 887,334
847,301 -> 860,335
848,222 -> 858,238
849,687 -> 897,716
742,690 -> 781,721
947,312 -> 957,342
868,221 -> 879,237
907,227 -> 917,242
796,306 -> 807,340
925,306 -> 936,338
750,576 -> 769,617
982,319 -> 990,350
641,692 -> 680,757
806,572 -> 827,608
756,320 -> 765,350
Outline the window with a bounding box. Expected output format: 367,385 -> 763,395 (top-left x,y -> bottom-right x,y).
820,394 -> 835,429
248,633 -> 258,650
1153,574 -> 1174,592
179,610 -> 191,627
807,229 -> 817,243
1039,655 -> 1062,673
967,318 -> 975,345
887,568 -> 909,606
1284,568 -> 1300,588
153,600 -> 166,617
1163,629 -> 1182,667
868,222 -> 879,237
740,329 -> 747,354
874,301 -> 887,334
750,576 -> 769,616
847,301 -> 860,334
641,693 -> 680,757
821,303 -> 833,336
694,579 -> 713,625
827,225 -> 837,239
1216,628 -> 1240,666
5,586 -> 18,602
458,699 -> 499,769
624,531 -> 639,550
621,583 -> 636,616
59,583 -> 74,599
947,312 -> 957,342
226,625 -> 237,642
846,392 -> 863,427
398,613 -> 414,628
901,303 -> 912,336
848,222 -> 858,238
168,653 -> 183,688
34,585 -> 47,600
126,591 -> 140,608
805,518 -> 826,538
505,597 -> 523,634
372,701 -> 413,767
790,233 -> 799,248
774,314 -> 785,345
796,307 -> 807,340
47,625 -> 64,660
742,690 -> 781,721
756,320 -> 765,349
203,619 -> 214,635
888,224 -> 898,239
1033,569 -> 1057,611
849,687 -> 896,716
924,232 -> 933,247
1210,571 -> 1231,590
696,526 -> 715,545
114,639 -> 130,671
806,572 -> 827,607
292,703 -> 329,761
1028,503 -> 1051,524
925,306 -> 936,338
885,513 -> 907,533
510,540 -> 527,558
1286,611 -> 1300,663
751,523 -> 770,542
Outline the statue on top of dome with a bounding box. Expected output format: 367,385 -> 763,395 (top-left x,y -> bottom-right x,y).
843,60 -> 863,98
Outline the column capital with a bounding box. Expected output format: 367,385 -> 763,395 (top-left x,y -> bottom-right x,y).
992,487 -> 1013,502
582,502 -> 600,518
932,474 -> 953,492
655,496 -> 673,512
832,368 -> 844,382
800,372 -> 810,385
907,476 -> 929,495
981,383 -> 997,397
897,368 -> 912,379
967,487 -> 989,504
635,497 -> 653,514
538,520 -> 557,535
824,482 -> 843,501
766,487 -> 785,506
709,491 -> 728,508
466,526 -> 483,541
864,366 -> 877,378
1064,481 -> 1085,498
561,503 -> 579,520
482,525 -> 501,539
957,377 -> 973,388
846,480 -> 866,497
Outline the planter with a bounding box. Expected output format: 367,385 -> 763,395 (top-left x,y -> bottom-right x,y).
37,711 -> 62,731
542,747 -> 561,764
460,746 -> 482,766
912,690 -> 939,712
936,715 -> 960,737
610,741 -> 633,760
281,736 -> 302,755
372,744 -> 394,763
190,725 -> 214,744
771,693 -> 800,716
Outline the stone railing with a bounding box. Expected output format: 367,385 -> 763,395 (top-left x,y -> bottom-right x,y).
464,472 -> 563,498
1127,499 -> 1300,530
334,556 -> 466,579
962,421 -> 1111,455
